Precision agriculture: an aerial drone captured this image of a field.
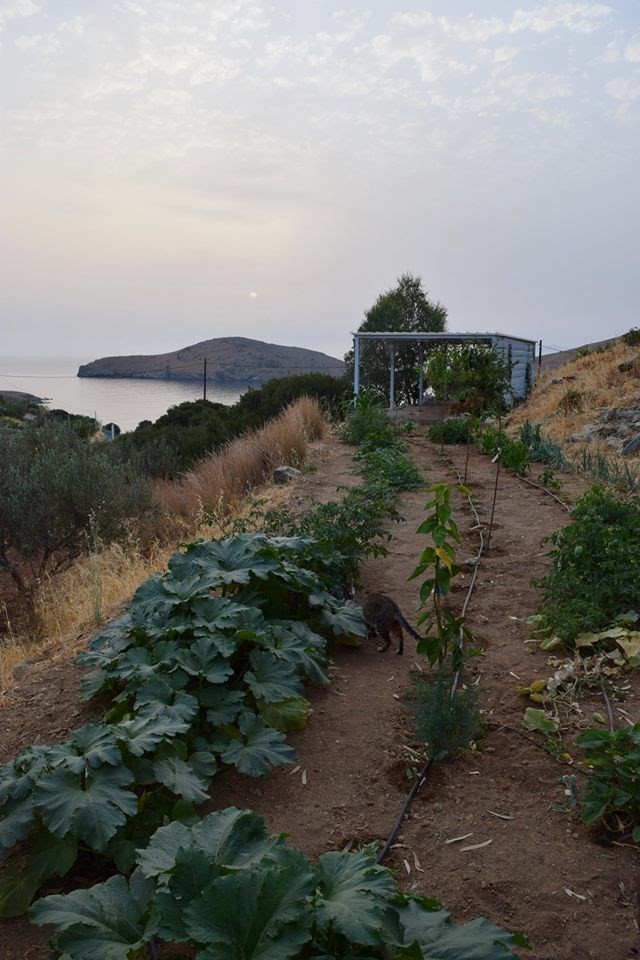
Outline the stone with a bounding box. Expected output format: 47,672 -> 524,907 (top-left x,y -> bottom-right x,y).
618,356 -> 640,373
622,435 -> 640,456
566,423 -> 600,443
11,659 -> 35,680
273,466 -> 302,483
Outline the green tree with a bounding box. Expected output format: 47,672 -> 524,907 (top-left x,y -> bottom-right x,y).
345,273 -> 447,404
0,423 -> 152,628
425,343 -> 513,412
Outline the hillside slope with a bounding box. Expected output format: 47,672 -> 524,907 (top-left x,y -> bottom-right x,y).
78,336 -> 345,385
510,338 -> 640,453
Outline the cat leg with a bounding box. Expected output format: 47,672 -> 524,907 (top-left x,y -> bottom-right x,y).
377,628 -> 391,652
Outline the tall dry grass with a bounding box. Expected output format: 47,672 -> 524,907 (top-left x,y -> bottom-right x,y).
509,341 -> 640,443
0,397 -> 328,699
157,396 -> 327,519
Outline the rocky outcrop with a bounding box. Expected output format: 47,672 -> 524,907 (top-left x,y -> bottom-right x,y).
77,337 -> 345,385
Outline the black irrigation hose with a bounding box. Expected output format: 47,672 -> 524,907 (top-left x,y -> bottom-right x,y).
149,941 -> 159,960
376,759 -> 433,865
485,722 -> 591,780
518,474 -> 572,513
376,442 -> 485,865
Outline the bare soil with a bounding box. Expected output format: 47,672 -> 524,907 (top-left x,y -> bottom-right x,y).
1,436 -> 639,959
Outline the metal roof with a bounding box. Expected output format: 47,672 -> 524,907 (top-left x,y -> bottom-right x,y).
350,331 -> 537,346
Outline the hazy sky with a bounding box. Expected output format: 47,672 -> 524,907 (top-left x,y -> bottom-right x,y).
1,1 -> 639,360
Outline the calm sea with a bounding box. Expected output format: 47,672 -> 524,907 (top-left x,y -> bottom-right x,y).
0,357 -> 246,432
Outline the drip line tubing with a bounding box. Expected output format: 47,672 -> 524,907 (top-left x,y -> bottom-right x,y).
377,442 -> 485,864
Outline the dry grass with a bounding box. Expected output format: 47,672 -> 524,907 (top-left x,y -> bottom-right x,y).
509,341 -> 640,443
157,396 -> 327,519
0,397 -> 329,699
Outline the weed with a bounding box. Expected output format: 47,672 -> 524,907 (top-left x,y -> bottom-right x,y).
559,388 -> 584,415
340,389 -> 395,449
576,725 -> 640,842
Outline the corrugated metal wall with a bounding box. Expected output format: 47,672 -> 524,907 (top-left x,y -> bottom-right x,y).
492,336 -> 536,399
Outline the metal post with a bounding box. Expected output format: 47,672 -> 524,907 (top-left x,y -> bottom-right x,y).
203,358 -> 207,401
418,346 -> 424,406
354,336 -> 360,396
538,340 -> 542,376
389,343 -> 395,409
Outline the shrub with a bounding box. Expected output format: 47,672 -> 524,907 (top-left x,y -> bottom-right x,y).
0,423 -> 152,624
409,666 -> 482,761
340,389 -> 395,448
534,486 -> 640,642
427,417 -> 470,444
623,327 -> 640,347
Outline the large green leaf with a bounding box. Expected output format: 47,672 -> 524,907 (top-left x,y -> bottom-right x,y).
0,828 -> 78,916
113,715 -> 189,757
152,751 -> 213,804
260,622 -> 329,685
221,714 -> 296,777
134,679 -> 199,726
319,598 -> 367,640
175,637 -> 235,684
30,870 -> 154,960
75,616 -> 133,668
200,687 -> 247,726
137,807 -> 279,879
62,725 -> 123,773
314,849 -> 396,946
171,537 -> 281,588
0,797 -> 36,857
33,766 -> 138,851
257,698 -> 310,732
396,897 -> 522,959
184,849 -> 314,960
245,650 -> 304,703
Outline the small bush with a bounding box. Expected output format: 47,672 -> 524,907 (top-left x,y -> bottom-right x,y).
408,666 -> 482,761
559,388 -> 584,415
534,485 -> 640,642
623,327 -> 640,347
341,390 -> 395,448
427,417 -> 470,444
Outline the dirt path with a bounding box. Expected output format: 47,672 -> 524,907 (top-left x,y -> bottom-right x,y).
1,437 -> 639,959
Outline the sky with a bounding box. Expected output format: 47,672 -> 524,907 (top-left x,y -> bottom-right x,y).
1,0 -> 639,361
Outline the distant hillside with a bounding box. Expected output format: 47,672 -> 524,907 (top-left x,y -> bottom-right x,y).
78,337 -> 345,385
541,337 -> 620,373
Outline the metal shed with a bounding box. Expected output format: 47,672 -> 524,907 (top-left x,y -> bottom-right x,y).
351,331 -> 538,408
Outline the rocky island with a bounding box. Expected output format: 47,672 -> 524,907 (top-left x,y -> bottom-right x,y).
77,336 -> 345,386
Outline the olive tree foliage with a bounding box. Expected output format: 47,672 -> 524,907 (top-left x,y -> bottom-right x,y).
344,273 -> 447,404
0,423 -> 152,623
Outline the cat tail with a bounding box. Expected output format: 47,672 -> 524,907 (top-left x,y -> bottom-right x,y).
398,614 -> 421,641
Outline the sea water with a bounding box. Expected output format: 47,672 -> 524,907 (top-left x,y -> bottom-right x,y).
0,357 -> 246,432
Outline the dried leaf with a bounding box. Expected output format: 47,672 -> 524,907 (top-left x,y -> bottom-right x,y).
460,838 -> 493,852
444,833 -> 473,845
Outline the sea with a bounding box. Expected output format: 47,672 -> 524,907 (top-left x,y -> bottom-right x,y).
0,357 -> 246,432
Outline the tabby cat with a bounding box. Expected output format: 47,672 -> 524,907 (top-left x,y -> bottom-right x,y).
362,592 -> 421,655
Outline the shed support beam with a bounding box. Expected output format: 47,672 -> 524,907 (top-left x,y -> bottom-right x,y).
418,347 -> 424,405
353,336 -> 360,396
389,344 -> 396,409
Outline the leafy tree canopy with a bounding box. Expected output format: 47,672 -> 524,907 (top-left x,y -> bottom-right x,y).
345,273 -> 447,404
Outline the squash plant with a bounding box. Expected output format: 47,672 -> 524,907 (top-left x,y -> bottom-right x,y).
0,534 -> 366,915
31,806 -> 528,960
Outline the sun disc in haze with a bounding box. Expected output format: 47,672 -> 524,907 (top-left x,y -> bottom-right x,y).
249,291 -> 257,299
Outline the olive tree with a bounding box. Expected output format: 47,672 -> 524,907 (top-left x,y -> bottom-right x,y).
0,423 -> 153,628
344,273 -> 447,404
